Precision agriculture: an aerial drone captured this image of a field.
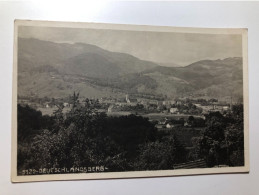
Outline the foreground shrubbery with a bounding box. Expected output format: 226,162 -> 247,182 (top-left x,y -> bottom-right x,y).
193,105 -> 245,167
17,94 -> 245,174
17,95 -> 187,173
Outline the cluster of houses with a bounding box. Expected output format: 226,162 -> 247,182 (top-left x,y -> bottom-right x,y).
155,116 -> 202,130
102,95 -> 180,113
193,102 -> 231,114
154,115 -> 207,130
18,94 -> 232,118
155,117 -> 184,129
18,97 -> 74,110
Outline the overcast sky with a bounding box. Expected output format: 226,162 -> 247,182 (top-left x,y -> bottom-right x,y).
18,26 -> 242,66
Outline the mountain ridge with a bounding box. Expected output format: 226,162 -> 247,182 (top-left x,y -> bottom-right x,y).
18,38 -> 243,100
18,37 -> 158,78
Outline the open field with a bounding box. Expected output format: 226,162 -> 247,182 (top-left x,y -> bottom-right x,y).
142,113 -> 202,121
107,111 -> 132,116
38,107 -> 71,116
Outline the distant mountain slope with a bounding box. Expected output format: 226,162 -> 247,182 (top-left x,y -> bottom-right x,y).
158,62 -> 180,67
18,38 -> 158,78
87,57 -> 243,99
18,38 -> 243,100
144,57 -> 242,88
140,57 -> 243,98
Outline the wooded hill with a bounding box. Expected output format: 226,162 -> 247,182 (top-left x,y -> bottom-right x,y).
18,38 -> 243,100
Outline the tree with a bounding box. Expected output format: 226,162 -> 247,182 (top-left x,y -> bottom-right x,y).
136,134 -> 187,170
188,116 -> 195,126
198,106 -> 244,167
224,104 -> 244,166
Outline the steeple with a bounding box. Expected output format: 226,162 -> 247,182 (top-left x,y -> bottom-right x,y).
126,94 -> 130,103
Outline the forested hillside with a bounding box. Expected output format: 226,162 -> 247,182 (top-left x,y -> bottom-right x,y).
18,38 -> 243,100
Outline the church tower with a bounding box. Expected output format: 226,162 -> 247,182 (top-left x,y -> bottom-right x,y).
126,94 -> 130,103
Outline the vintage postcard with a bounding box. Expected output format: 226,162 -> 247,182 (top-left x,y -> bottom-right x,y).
12,20 -> 249,182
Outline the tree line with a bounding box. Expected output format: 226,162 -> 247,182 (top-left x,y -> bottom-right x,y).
17,93 -> 244,174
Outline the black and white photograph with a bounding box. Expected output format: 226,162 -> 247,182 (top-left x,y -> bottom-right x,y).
12,20 -> 249,182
